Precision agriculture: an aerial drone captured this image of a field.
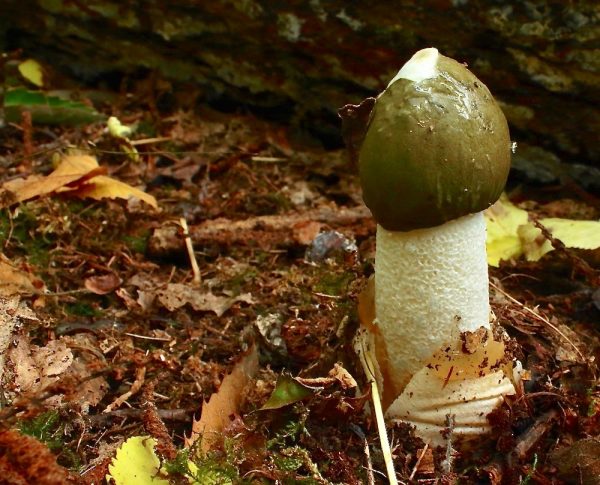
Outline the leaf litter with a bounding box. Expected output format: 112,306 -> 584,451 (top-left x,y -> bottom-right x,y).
0,66 -> 598,485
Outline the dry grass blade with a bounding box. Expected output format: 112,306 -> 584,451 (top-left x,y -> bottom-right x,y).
356,333 -> 399,485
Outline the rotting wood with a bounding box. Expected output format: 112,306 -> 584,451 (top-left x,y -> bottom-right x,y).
149,205 -> 372,255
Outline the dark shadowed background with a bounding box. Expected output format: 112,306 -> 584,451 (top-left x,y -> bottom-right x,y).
2,0 -> 599,189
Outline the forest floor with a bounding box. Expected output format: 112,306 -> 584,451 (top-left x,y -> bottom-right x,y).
0,79 -> 599,484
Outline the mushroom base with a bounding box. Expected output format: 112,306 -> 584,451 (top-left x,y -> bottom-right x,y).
385,364 -> 516,447
364,211 -> 519,444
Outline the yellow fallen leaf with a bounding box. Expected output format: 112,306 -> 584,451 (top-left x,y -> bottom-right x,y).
1,155 -> 100,205
519,218 -> 600,261
106,436 -> 169,485
539,218 -> 600,250
18,59 -> 44,87
186,345 -> 258,454
73,175 -> 157,208
517,223 -> 552,261
486,194 -> 600,265
484,195 -> 529,266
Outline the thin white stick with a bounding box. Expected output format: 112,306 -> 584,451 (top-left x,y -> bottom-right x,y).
180,218 -> 201,284
130,136 -> 172,146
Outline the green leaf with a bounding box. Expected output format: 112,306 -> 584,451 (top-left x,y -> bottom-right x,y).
4,88 -> 105,125
260,372 -> 316,410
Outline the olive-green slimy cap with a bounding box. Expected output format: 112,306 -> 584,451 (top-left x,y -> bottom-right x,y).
359,48 -> 511,232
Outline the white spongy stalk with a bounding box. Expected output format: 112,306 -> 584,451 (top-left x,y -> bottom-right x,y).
388,47 -> 439,87
386,366 -> 516,446
374,212 -> 490,393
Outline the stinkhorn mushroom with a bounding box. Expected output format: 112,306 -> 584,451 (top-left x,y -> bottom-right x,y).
356,48 -> 518,445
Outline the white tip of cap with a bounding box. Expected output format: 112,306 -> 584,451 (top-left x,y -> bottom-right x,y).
387,47 -> 439,87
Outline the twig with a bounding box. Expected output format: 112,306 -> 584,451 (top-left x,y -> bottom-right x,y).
250,156 -> 287,163
88,407 -> 192,424
409,442 -> 430,481
531,217 -> 599,286
490,281 -> 585,362
124,332 -> 172,342
180,218 -> 201,284
103,366 -> 146,413
20,111 -> 33,171
513,410 -> 559,460
130,137 -> 172,146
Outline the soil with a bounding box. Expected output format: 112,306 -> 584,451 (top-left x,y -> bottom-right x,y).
0,78 -> 598,484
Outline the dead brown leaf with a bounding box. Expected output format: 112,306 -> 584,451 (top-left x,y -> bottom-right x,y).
329,363 -> 358,389
0,258 -> 42,296
0,296 -> 38,384
5,335 -> 73,400
292,221 -> 323,245
550,438 -> 600,485
60,334 -> 109,412
156,283 -> 254,317
84,273 -> 122,295
186,345 -> 259,454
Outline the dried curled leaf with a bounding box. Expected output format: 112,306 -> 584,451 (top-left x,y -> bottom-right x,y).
156,283 -> 253,316
72,175 -> 157,208
1,155 -> 100,205
0,155 -> 157,208
186,345 -> 258,454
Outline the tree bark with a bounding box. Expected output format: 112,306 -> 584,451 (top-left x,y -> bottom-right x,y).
2,0 -> 599,172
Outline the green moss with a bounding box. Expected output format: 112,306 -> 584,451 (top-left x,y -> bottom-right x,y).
314,272 -> 352,296
165,448 -> 244,485
266,192 -> 292,212
19,409 -> 82,469
19,410 -> 62,451
122,229 -> 150,254
226,267 -> 258,294
0,206 -> 54,268
135,119 -> 158,138
267,407 -> 308,450
65,301 -> 102,317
